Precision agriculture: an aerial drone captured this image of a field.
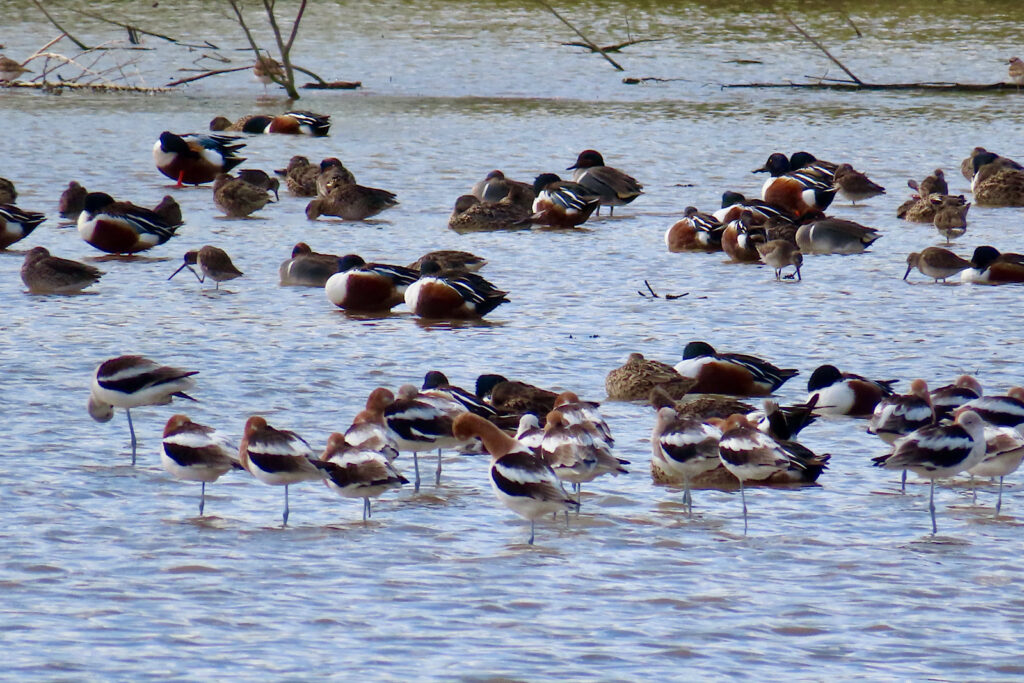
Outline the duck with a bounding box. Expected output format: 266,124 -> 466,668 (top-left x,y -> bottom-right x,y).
960,147 -> 995,182
605,352 -> 696,401
0,176 -> 15,204
721,210 -> 765,263
452,413 -> 579,545
756,240 -> 803,281
650,406 -> 723,515
212,173 -> 273,218
475,374 -> 558,417
527,173 -> 600,227
58,181 -> 88,221
421,371 -> 499,419
930,375 -> 983,421
161,414 -> 241,516
152,195 -> 183,226
794,218 -> 882,254
279,242 -> 340,287
0,55 -> 30,82
324,254 -> 420,311
567,149 -> 643,216
831,163 -> 885,204
21,246 -> 102,294
960,245 -> 1024,284
320,433 -> 407,522
316,158 -> 357,196
0,204 -> 46,249
408,250 -> 487,273
276,155 -> 319,196
713,191 -> 798,226
169,245 -> 243,290
787,151 -> 839,175
665,206 -> 724,252
752,152 -> 837,217
917,169 -> 948,196
77,192 -> 181,254
235,169 -> 280,200
806,364 -> 896,417
867,379 -> 935,445
674,341 -> 798,397
209,115 -> 266,133
404,260 -> 509,319
152,131 -> 246,186
903,247 -> 971,283
471,170 -> 536,211
261,111 -> 331,136
972,155 -> 1024,207
447,194 -> 530,232
306,183 -> 398,221
649,384 -> 755,421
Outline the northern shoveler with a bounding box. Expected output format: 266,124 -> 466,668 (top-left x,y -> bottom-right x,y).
831,163 -> 886,204
651,406 -> 723,516
404,260 -> 509,319
421,371 -> 498,419
806,364 -> 896,417
452,412 -> 579,545
161,414 -> 241,516
665,206 -> 724,252
239,416 -> 330,526
605,352 -> 695,401
58,181 -> 88,221
21,246 -> 102,294
960,245 -> 1024,284
872,411 -> 987,534
306,183 -> 398,221
721,210 -> 765,263
794,217 -> 882,254
320,433 -> 407,522
153,131 -> 246,186
280,242 -> 340,287
567,149 -> 643,216
903,247 -> 971,283
448,195 -> 530,232
674,341 -> 798,397
169,245 -> 243,290
324,254 -> 419,311
0,203 -> 45,249
276,155 -> 319,196
77,192 -> 182,255
88,355 -> 198,465
753,152 -> 837,217
527,173 -> 600,228
713,191 -> 798,226
212,173 -> 273,218
756,239 -> 803,281
316,158 -> 356,196
263,111 -> 330,136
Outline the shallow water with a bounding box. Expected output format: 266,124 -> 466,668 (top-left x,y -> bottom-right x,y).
2,1 -> 1024,679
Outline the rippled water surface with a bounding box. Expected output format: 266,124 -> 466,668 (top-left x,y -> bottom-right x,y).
3,1 -> 1024,679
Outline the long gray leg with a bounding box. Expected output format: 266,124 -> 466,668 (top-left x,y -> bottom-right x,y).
741,480 -> 748,535
199,481 -> 206,516
126,408 -> 137,465
283,485 -> 290,527
929,480 -> 937,535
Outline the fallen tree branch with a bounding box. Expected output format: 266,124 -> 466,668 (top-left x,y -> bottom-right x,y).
5,81 -> 170,93
164,64 -> 252,87
30,1 -> 89,50
69,7 -> 216,49
783,14 -> 862,85
561,37 -> 668,53
723,81 -> 1024,92
301,80 -> 361,90
622,76 -> 686,84
535,0 -> 623,71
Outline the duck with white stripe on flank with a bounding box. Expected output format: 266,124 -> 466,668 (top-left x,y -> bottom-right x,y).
968,426 -> 1024,516
527,173 -> 601,228
717,413 -> 830,534
153,131 -> 246,186
404,260 -> 509,319
960,246 -> 1024,284
280,243 -> 341,287
806,364 -> 896,417
382,385 -> 462,492
674,341 -> 798,397
452,413 -> 579,545
321,433 -> 407,522
873,410 -> 988,535
77,192 -> 182,255
651,407 -> 723,517
567,149 -> 643,216
238,416 -> 330,526
0,203 -> 46,249
88,355 -> 198,465
325,254 -> 420,312
161,414 -> 241,516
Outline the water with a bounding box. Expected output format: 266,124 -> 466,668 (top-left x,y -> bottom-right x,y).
2,1 -> 1024,679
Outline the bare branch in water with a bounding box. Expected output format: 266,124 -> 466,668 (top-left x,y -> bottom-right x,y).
535,0 -> 624,71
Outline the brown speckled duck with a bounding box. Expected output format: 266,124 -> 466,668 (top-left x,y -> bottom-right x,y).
276,155 -> 319,196
306,182 -> 398,221
448,195 -> 530,232
213,173 -> 273,218
605,352 -> 696,401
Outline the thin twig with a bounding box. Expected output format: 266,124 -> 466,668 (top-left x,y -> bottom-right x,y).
782,14 -> 862,85
30,1 -> 89,50
562,37 -> 667,53
164,65 -> 252,87
70,7 -> 214,49
838,10 -> 862,38
535,0 -> 623,71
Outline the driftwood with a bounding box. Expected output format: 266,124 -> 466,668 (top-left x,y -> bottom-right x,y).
562,37 -> 668,53
535,0 -> 623,71
723,81 -> 1024,92
4,81 -> 169,93
302,81 -> 362,90
637,280 -> 688,300
164,65 -> 252,87
30,0 -> 89,50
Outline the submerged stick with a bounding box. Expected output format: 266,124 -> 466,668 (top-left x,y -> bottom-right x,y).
535,0 -> 623,71
30,1 -> 89,50
562,37 -> 668,53
164,64 -> 252,87
782,14 -> 862,85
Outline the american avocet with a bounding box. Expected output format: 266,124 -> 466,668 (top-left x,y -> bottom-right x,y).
752,153 -> 836,218
721,210 -> 765,263
169,246 -> 243,290
324,254 -> 419,312
665,206 -> 724,253
404,260 -> 509,319
276,156 -> 318,196
515,414 -> 544,449
794,218 -> 882,255
904,247 -> 971,283
933,198 -> 968,244
718,413 -> 830,533
161,414 -> 241,516
235,169 -> 280,201
58,181 -> 88,221
604,352 -> 696,401
306,183 -> 399,221
476,374 -> 558,417
0,204 -> 46,250
931,375 -> 983,421
471,170 -> 536,209
567,149 -> 643,216
344,388 -> 399,459
868,379 -> 935,445
873,410 -> 987,534
756,239 -> 803,281
541,409 -> 627,501
673,341 -> 798,397
806,364 -> 896,417
88,355 -> 198,465
421,371 -> 498,419
452,413 -> 578,545
280,243 -> 340,287
831,163 -> 886,204
77,192 -> 182,255
0,54 -> 30,82
21,247 -> 102,294
153,132 -> 246,186
447,195 -> 530,232
969,425 -> 1024,516
321,433 -> 407,522
651,406 -> 722,516
212,173 -> 273,218
239,416 -> 329,526
527,173 -> 600,228
408,250 -> 487,273
553,391 -> 614,447
0,176 -> 15,204
959,389 -> 1024,431
381,386 -> 461,492
961,246 -> 1024,284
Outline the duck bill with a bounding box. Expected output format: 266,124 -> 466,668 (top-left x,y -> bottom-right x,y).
566,163 -> 579,170
752,165 -> 768,173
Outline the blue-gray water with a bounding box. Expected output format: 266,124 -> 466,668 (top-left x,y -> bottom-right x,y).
2,2 -> 1023,679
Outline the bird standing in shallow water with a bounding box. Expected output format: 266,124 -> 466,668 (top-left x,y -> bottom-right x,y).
321,433 -> 407,522
903,247 -> 970,283
161,414 -> 241,516
756,240 -> 803,281
21,247 -> 102,294
1009,56 -> 1024,87
567,149 -> 643,216
169,245 -> 243,290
